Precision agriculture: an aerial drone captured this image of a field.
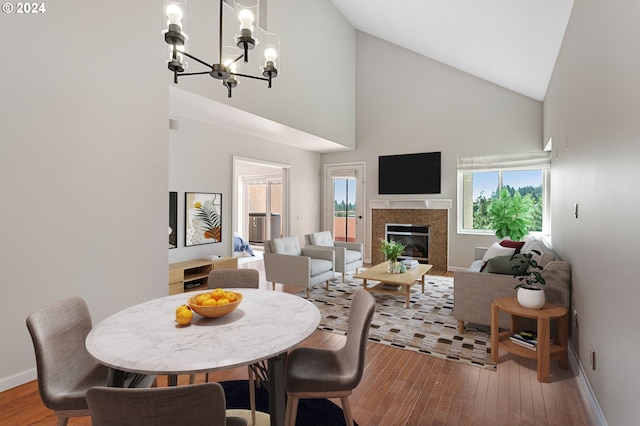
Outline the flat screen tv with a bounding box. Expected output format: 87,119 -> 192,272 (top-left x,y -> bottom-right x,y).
378,152 -> 441,194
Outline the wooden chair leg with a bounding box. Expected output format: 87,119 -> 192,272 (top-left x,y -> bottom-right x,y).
248,366 -> 256,425
285,395 -> 299,426
340,396 -> 354,426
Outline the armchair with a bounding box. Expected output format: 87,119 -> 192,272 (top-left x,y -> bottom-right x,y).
264,236 -> 335,297
304,231 -> 363,281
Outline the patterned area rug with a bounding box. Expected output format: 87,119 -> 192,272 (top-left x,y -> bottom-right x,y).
301,273 -> 495,371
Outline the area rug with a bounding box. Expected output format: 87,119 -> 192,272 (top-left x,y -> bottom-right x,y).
221,380 -> 357,426
301,273 -> 495,371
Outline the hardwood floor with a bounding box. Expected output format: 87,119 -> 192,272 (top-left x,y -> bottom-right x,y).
0,259 -> 598,425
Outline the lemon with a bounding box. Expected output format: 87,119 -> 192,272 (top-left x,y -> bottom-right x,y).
224,292 -> 237,302
217,298 -> 230,306
175,306 -> 193,326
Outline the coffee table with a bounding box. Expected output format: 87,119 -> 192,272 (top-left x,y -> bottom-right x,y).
354,262 -> 433,308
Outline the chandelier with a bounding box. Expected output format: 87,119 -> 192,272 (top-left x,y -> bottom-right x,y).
163,0 -> 280,98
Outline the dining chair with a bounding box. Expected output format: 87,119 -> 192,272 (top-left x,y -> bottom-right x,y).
284,288 -> 375,426
26,296 -> 156,426
189,267 -> 261,425
304,231 -> 364,281
86,382 -> 247,426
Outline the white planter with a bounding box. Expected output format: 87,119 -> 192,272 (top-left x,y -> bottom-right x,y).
517,287 -> 545,309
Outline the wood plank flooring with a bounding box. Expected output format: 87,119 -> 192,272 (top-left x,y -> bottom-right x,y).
0,259 -> 598,425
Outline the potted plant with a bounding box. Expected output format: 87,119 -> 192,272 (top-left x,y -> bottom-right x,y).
489,188 -> 534,242
512,250 -> 546,309
379,239 -> 406,273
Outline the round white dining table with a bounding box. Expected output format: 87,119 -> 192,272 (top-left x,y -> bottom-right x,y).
85,288 -> 321,426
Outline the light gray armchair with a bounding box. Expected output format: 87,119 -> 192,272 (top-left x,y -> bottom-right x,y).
304,231 -> 364,281
264,236 -> 335,297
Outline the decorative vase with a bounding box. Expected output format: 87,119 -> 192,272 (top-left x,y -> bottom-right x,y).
517,287 -> 546,309
387,259 -> 401,274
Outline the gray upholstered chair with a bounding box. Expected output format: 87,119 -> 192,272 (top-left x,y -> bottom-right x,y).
263,236 -> 335,298
201,268 -> 260,425
304,231 -> 364,281
208,267 -> 260,290
26,296 -> 156,426
284,288 -> 375,426
86,382 -> 247,426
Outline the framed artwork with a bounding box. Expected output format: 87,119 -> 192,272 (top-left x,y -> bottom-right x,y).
169,192 -> 178,249
185,192 -> 222,247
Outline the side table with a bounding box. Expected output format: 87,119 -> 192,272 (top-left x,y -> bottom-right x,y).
491,297 -> 568,383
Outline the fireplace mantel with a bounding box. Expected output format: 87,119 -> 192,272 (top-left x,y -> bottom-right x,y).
369,199 -> 452,210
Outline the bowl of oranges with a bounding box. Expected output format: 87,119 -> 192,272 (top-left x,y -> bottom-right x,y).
187,288 -> 243,319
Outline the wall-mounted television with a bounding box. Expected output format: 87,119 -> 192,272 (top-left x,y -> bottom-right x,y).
378,151 -> 441,194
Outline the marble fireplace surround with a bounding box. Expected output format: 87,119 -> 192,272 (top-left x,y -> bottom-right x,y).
370,199 -> 450,274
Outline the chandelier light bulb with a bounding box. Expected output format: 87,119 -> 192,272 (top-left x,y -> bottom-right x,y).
264,47 -> 277,62
165,4 -> 183,28
238,9 -> 254,32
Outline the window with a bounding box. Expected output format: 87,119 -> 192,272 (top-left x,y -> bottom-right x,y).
457,152 -> 551,235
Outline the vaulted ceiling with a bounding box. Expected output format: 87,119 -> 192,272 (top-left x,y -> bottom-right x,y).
330,0 -> 575,101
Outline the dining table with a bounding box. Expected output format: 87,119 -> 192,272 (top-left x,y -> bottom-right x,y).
85,288 -> 321,426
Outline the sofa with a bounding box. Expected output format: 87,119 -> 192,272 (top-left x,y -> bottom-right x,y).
453,237 -> 571,333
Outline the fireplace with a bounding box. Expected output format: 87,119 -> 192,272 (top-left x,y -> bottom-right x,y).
385,223 -> 430,263
371,202 -> 449,273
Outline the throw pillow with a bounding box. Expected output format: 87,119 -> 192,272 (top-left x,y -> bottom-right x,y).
523,240 -> 555,267
482,242 -> 516,262
310,231 -> 334,247
484,253 -> 530,275
499,239 -> 525,254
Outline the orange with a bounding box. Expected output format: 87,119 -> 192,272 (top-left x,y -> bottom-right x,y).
210,288 -> 226,301
202,298 -> 217,306
196,293 -> 211,305
224,292 -> 237,302
175,306 -> 192,326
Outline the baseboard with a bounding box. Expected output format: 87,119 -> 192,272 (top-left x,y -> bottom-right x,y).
568,341 -> 607,425
0,367 -> 36,393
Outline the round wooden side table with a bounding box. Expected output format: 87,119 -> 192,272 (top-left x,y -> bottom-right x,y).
490,297 -> 569,383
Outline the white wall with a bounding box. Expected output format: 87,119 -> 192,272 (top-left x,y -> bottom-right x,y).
322,32 -> 543,266
168,116 -> 322,264
1,0 -> 354,391
0,1 -> 168,390
170,0 -> 356,149
544,1 -> 640,423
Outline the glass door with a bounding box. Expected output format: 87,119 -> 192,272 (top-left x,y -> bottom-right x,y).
325,163 -> 365,245
247,178 -> 282,244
